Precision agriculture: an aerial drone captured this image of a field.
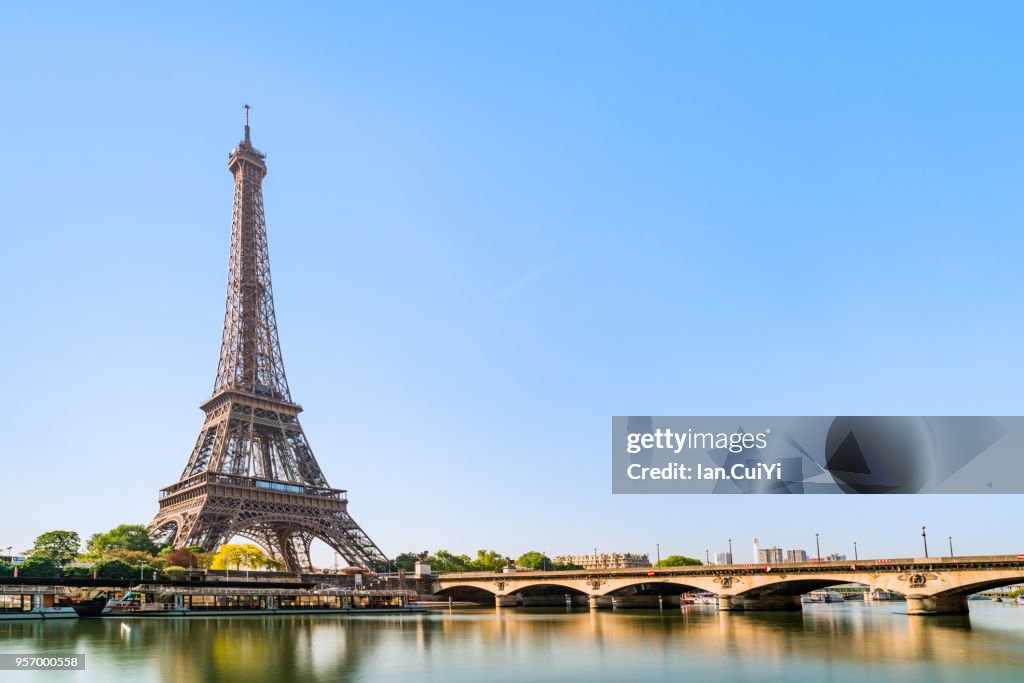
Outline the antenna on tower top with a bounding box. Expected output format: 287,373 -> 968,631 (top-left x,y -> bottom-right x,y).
243,104 -> 251,144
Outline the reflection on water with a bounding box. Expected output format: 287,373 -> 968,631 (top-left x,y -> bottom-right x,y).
2,603 -> 1024,682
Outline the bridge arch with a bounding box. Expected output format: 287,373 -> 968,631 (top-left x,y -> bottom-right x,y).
434,584 -> 500,602
599,579 -> 713,597
730,577 -> 877,599
506,583 -> 590,596
930,574 -> 1024,598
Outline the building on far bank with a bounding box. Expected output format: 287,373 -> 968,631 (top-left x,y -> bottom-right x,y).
824,553 -> 847,562
553,553 -> 651,569
786,549 -> 809,563
714,551 -> 733,565
758,547 -> 784,564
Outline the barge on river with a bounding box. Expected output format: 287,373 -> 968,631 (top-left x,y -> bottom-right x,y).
0,585 -> 78,620
102,585 -> 423,617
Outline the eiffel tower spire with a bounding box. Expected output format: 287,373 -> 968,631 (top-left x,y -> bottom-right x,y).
148,109 -> 387,571
213,107 -> 291,404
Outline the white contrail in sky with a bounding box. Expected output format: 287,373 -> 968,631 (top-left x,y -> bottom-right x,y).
486,252 -> 578,304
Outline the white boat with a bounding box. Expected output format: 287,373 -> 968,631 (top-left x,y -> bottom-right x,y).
0,585 -> 79,620
802,590 -> 844,604
1017,595 -> 1024,606
865,589 -> 904,602
102,585 -> 424,617
681,592 -> 718,605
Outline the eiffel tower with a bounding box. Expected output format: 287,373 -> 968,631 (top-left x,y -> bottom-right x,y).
148,108 -> 387,571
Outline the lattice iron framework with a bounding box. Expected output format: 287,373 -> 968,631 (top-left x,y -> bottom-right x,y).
148,108 -> 387,570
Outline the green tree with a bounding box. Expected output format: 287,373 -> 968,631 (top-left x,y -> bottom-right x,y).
18,555 -> 58,577
62,566 -> 93,579
467,549 -> 506,572
654,555 -> 703,568
551,561 -> 584,570
191,550 -> 215,569
516,551 -> 554,570
0,559 -> 13,577
161,566 -> 188,581
86,524 -> 159,556
102,549 -> 167,570
31,530 -> 81,563
93,559 -> 136,580
392,552 -> 419,572
429,550 -> 471,573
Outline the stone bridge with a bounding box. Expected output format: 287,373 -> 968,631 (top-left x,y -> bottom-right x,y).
430,554 -> 1024,615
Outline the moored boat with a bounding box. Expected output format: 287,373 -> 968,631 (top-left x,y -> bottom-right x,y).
62,593 -> 108,618
802,590 -> 844,604
865,589 -> 904,602
690,593 -> 719,605
102,585 -> 424,617
0,585 -> 79,620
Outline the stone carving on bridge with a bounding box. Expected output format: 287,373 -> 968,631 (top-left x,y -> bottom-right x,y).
494,580 -> 507,591
715,576 -> 736,589
587,579 -> 606,590
898,572 -> 938,589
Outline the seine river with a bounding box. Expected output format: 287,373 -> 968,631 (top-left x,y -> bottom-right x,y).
3,602 -> 1024,682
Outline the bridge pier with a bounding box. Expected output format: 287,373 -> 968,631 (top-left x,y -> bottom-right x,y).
718,594 -> 802,611
906,595 -> 969,616
609,595 -> 666,608
589,596 -> 614,610
718,596 -> 741,611
495,595 -> 518,608
517,594 -> 584,607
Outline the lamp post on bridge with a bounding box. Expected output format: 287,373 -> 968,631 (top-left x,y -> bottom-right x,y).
948,536 -> 954,558
921,526 -> 929,558
854,541 -> 858,561
815,533 -> 820,561
728,539 -> 733,564
656,543 -> 660,565
705,548 -> 710,565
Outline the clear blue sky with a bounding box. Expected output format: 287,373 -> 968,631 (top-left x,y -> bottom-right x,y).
2,2 -> 1023,566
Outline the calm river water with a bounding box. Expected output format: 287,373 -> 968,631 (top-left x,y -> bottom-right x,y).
2,602 -> 1024,682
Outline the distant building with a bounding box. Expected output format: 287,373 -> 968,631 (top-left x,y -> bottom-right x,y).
552,553 -> 651,570
824,553 -> 847,562
786,549 -> 809,563
758,547 -> 784,564
714,551 -> 733,565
